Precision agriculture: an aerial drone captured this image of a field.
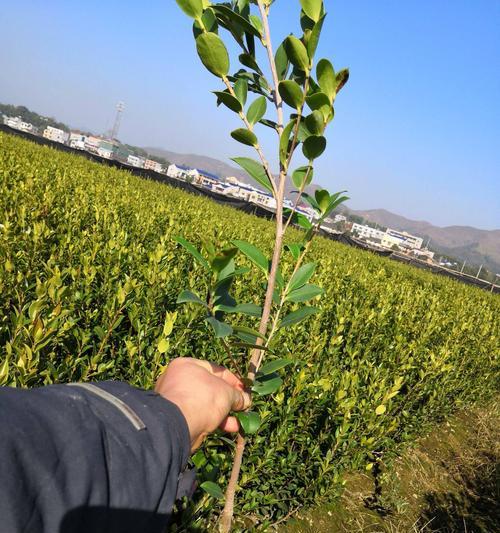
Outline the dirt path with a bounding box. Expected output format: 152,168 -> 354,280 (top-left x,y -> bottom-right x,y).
281,399 -> 499,532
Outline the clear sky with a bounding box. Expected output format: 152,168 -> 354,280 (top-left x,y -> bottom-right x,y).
1,1 -> 499,229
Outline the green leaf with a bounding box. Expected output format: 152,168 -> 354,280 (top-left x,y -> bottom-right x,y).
231,157 -> 273,193
275,41 -> 290,81
213,91 -> 242,113
305,110 -> 324,135
231,128 -> 258,147
232,325 -> 266,344
174,236 -> 210,270
278,80 -> 303,110
211,4 -> 262,38
280,119 -> 297,167
306,92 -> 332,121
317,59 -> 336,102
177,290 -> 207,307
284,35 -> 310,72
232,341 -> 271,352
279,306 -> 320,328
289,262 -> 316,291
292,165 -> 314,188
285,243 -> 304,260
206,317 -> 233,338
211,247 -> 238,273
249,14 -> 263,36
233,78 -> 248,106
286,284 -> 324,302
176,0 -> 203,19
215,303 -> 262,317
301,192 -> 321,212
315,189 -> 330,213
259,118 -> 279,131
284,208 -> 314,230
247,96 -> 267,126
303,135 -> 326,160
157,338 -> 169,354
252,373 -> 283,395
323,191 -> 349,216
375,404 -> 387,415
335,68 -> 350,94
239,53 -> 261,73
306,15 -> 325,58
200,481 -> 224,499
232,240 -> 269,274
258,359 -> 293,375
236,411 -> 261,434
300,0 -> 323,22
196,32 -> 230,78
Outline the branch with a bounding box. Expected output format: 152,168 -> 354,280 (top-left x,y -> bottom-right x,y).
222,76 -> 278,198
257,0 -> 284,134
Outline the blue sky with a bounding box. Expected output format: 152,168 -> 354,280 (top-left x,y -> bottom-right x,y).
1,1 -> 499,229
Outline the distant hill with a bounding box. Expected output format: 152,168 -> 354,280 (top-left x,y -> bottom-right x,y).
145,147 -> 500,274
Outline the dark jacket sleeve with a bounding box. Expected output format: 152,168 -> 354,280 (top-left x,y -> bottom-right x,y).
0,381 -> 191,533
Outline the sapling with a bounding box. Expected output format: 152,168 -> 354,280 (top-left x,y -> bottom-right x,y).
173,0 -> 349,530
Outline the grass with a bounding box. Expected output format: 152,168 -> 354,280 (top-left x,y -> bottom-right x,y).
282,398 -> 500,532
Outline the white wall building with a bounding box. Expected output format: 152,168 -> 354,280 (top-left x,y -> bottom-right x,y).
352,223 -> 386,241
127,154 -> 145,168
144,159 -> 163,173
385,228 -> 423,250
84,136 -> 102,153
334,214 -> 347,223
69,133 -> 87,150
43,126 -> 69,144
3,115 -> 36,133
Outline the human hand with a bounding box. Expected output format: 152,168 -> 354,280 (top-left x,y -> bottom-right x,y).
155,358 -> 251,451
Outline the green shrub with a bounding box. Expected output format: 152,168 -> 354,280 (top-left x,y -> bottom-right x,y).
0,133 -> 499,529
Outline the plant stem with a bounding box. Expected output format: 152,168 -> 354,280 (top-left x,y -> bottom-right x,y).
222,77 -> 277,197
220,4 -> 288,530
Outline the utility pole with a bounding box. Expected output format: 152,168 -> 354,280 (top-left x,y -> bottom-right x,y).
491,274 -> 499,293
110,101 -> 125,141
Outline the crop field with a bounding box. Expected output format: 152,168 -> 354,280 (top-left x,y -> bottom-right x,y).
0,132 -> 499,529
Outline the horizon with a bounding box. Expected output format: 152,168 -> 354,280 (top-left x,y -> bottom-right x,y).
1,1 -> 499,230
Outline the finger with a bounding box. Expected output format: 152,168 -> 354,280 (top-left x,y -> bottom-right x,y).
219,415 -> 240,433
230,388 -> 252,412
187,358 -> 246,391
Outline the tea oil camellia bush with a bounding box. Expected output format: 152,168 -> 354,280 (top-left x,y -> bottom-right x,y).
1,133 -> 499,530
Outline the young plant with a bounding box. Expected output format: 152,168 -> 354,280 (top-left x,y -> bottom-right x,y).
174,0 -> 349,530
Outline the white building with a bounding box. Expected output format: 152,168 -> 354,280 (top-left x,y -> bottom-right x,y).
166,164 -> 199,182
3,115 -> 36,133
97,141 -> 118,160
69,132 -> 87,150
385,228 -> 423,250
351,223 -> 386,241
43,126 -> 69,144
84,136 -> 103,153
127,154 -> 145,168
410,249 -> 435,261
144,159 -> 163,173
334,214 -> 347,223
381,233 -> 405,250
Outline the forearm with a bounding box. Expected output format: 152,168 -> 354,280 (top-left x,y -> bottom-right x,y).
0,381 -> 191,533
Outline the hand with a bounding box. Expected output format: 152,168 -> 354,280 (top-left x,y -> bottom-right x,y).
155,358 -> 251,451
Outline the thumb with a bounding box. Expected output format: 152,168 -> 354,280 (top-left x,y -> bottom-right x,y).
231,388 -> 252,412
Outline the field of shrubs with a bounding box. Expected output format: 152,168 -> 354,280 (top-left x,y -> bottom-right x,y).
0,132 -> 498,529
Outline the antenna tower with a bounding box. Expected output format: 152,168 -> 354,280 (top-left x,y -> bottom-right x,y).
110,101 -> 125,140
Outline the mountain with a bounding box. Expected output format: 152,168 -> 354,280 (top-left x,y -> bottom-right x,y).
144,147 -> 500,274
